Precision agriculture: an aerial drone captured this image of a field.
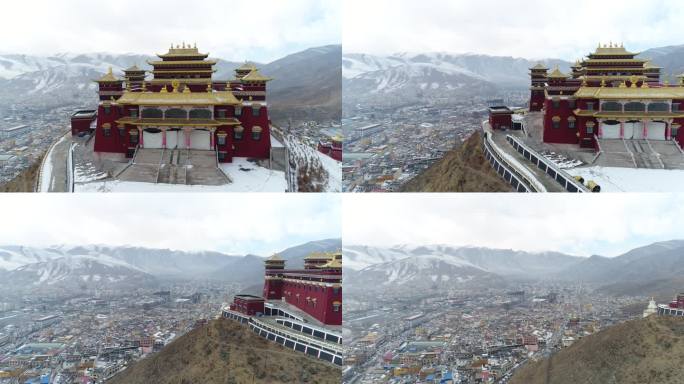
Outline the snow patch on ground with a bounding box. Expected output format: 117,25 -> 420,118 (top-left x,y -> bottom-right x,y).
567,166 -> 684,192
75,157 -> 286,192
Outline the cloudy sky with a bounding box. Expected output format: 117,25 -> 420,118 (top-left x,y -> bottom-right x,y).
0,194 -> 340,256
344,0 -> 684,60
2,0 -> 341,62
344,194 -> 684,257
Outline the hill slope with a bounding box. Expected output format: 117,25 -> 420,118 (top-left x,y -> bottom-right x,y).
511,315 -> 684,384
400,131 -> 512,192
109,319 -> 339,384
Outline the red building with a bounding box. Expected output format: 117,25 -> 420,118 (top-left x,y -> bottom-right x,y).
317,135 -> 342,161
76,43 -> 273,162
229,294 -> 265,316
70,110 -> 96,136
263,252 -> 342,326
488,106 -> 514,130
530,43 -> 684,149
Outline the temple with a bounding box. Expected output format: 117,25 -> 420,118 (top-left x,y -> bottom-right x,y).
528,43 -> 684,149
222,251 -> 343,365
74,43 -> 273,163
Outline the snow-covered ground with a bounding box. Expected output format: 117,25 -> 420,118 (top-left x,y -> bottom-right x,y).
317,152 -> 341,192
75,157 -> 286,192
567,166 -> 684,192
38,135 -> 68,192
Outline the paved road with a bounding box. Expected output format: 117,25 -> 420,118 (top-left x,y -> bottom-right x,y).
39,134 -> 71,192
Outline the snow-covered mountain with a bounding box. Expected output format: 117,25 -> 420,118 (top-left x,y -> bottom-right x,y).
5,254 -> 154,290
342,52 -> 571,104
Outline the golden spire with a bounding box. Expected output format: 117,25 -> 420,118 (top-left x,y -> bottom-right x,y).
206,83 -> 212,92
600,79 -> 606,87
171,79 -> 180,93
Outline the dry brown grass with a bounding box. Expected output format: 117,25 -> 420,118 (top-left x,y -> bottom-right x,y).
108,319 -> 340,384
511,316 -> 684,384
0,156 -> 43,192
401,131 -> 513,192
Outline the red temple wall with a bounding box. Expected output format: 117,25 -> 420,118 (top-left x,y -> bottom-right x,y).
542,99 -> 579,144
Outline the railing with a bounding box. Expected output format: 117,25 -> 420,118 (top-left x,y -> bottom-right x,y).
482,132 -> 536,192
506,135 -> 588,193
222,309 -> 343,366
215,147 -> 232,183
591,134 -> 602,164
154,148 -> 166,184
67,142 -> 75,193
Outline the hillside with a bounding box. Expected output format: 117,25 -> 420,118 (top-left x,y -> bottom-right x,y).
510,315 -> 684,384
400,131 -> 512,192
108,319 -> 340,384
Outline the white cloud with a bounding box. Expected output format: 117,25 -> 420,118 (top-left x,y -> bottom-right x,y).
344,0 -> 684,60
0,193 -> 341,255
2,0 -> 341,62
343,194 -> 684,257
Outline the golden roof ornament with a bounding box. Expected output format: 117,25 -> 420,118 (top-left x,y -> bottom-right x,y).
618,81 -> 627,88
160,85 -> 168,93
142,82 -> 147,91
171,79 -> 180,93
600,79 -> 606,87
182,84 -> 191,94
641,81 -> 650,88
206,83 -> 212,92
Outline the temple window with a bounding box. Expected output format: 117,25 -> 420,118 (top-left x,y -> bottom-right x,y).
552,116 -> 561,129
568,117 -> 576,129
252,126 -> 263,140
129,132 -> 139,145
217,109 -> 226,118
552,99 -> 560,109
142,108 -> 163,118
332,302 -> 341,312
118,127 -> 125,137
103,126 -> 111,137
218,151 -> 227,161
189,109 -> 212,119
235,106 -> 242,116
601,102 -> 621,112
234,126 -> 244,140
586,102 -> 595,111
129,109 -> 138,118
217,134 -> 227,146
568,99 -> 576,109
673,103 -> 681,112
648,102 -> 669,112
252,105 -> 261,117
165,108 -> 188,119
103,106 -> 111,115
672,124 -> 681,137
624,102 -> 646,112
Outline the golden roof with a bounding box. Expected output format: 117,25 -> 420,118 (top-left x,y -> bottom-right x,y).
96,67 -> 120,82
266,254 -> 284,262
116,89 -> 240,106
237,62 -> 258,71
547,67 -> 568,79
319,258 -> 342,269
241,69 -> 273,82
574,86 -> 684,100
148,59 -> 217,66
115,117 -> 240,126
304,251 -> 335,260
158,43 -> 208,58
530,63 -> 548,70
591,43 -> 638,56
124,64 -> 144,72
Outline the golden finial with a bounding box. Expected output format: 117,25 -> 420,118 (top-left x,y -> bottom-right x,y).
249,95 -> 253,101
171,79 -> 180,93
142,82 -> 147,91
160,85 -> 168,93
194,42 -> 197,49
206,83 -> 212,92
619,81 -> 627,88
183,84 -> 191,94
600,79 -> 606,87
581,78 -> 588,87
642,81 -> 650,89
